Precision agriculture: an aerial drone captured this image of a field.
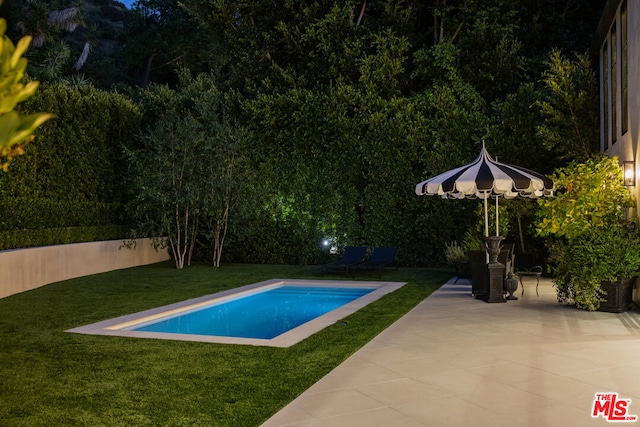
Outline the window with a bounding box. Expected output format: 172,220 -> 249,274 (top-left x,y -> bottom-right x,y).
603,40 -> 609,150
611,22 -> 617,144
621,0 -> 628,135
599,1 -> 629,150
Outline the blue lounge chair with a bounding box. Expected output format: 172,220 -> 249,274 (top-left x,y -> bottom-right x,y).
322,246 -> 367,276
356,247 -> 398,278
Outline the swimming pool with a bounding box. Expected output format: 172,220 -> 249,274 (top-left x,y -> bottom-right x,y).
67,279 -> 406,347
130,285 -> 375,339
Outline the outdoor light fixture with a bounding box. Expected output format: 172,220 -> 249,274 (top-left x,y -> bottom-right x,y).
623,160 -> 635,186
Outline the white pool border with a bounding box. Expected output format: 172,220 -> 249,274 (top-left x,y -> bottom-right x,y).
66,278 -> 406,347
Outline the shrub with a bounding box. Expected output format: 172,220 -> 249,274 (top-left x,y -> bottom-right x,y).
536,155 -> 639,310
444,241 -> 467,264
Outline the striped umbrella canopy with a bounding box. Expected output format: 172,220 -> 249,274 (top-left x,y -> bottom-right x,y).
415,144 -> 554,236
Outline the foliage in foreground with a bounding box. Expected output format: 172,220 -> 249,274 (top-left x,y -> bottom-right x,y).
0,7 -> 52,170
0,262 -> 451,426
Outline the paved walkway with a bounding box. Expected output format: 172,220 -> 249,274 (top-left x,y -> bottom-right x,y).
262,277 -> 640,426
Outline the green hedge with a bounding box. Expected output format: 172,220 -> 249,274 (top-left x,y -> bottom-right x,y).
0,225 -> 130,251
221,214 -> 330,266
0,84 -> 141,250
0,198 -> 123,230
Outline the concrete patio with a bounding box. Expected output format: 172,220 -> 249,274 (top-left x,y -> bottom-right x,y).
262,276 -> 640,426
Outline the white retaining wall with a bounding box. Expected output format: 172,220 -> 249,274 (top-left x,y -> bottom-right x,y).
0,238 -> 170,299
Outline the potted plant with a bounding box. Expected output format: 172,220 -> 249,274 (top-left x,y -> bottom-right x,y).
549,224 -> 640,311
536,155 -> 639,311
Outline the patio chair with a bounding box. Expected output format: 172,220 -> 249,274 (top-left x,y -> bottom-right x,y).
514,252 -> 543,296
515,266 -> 543,296
322,246 -> 367,276
355,247 -> 398,278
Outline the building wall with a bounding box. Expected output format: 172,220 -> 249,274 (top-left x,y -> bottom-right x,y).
630,2 -> 640,306
0,239 -> 170,299
597,0 -> 640,306
630,2 -> 640,185
604,1 -> 639,173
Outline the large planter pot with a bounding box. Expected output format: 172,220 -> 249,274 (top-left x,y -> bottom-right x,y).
482,236 -> 504,264
468,248 -> 512,301
599,277 -> 635,313
504,273 -> 519,300
468,251 -> 489,299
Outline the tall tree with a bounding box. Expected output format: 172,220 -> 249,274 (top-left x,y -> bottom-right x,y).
2,0 -> 137,87
537,49 -> 599,162
119,0 -> 217,86
11,0 -> 84,81
128,72 -> 251,268
128,108 -> 202,269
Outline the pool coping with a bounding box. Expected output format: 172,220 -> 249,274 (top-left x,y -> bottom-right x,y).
66,278 -> 407,347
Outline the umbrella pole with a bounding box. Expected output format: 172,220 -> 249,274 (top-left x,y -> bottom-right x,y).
484,194 -> 489,237
495,196 -> 499,237
484,193 -> 489,263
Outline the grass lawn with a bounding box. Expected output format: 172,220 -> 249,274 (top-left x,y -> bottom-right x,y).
0,262 -> 453,426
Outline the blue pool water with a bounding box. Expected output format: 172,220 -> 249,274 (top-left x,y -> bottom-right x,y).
130,286 -> 375,339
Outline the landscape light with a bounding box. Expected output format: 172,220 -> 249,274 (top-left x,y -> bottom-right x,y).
623,161 -> 635,186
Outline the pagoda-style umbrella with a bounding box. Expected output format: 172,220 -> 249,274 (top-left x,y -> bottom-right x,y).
415,144 -> 554,238
415,144 -> 554,303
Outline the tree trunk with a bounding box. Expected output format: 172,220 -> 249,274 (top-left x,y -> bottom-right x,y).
142,53 -> 155,87
211,153 -> 235,267
170,237 -> 184,269
212,206 -> 230,268
356,1 -> 366,28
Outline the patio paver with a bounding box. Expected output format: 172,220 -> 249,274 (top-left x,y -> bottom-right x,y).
261,276 -> 640,426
